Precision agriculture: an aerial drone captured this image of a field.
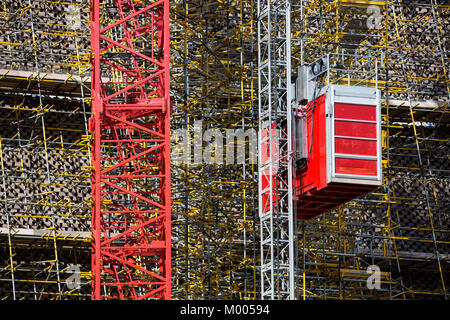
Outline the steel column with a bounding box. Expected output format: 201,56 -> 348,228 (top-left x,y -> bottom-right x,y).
258,0 -> 295,300
90,0 -> 171,300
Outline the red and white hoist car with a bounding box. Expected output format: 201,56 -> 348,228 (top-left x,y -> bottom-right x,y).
262,59 -> 382,220
294,84 -> 382,219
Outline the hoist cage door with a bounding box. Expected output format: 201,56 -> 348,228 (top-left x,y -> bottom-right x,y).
326,85 -> 382,186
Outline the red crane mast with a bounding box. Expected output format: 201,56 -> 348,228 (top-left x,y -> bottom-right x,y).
90,0 -> 171,300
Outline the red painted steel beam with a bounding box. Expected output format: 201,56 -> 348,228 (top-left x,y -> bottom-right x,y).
90,0 -> 171,300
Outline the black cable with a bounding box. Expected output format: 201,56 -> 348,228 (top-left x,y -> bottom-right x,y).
296,79 -> 320,172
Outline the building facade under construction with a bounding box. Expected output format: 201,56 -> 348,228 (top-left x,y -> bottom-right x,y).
0,0 -> 448,300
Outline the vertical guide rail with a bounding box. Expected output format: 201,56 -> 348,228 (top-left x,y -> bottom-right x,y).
258,0 -> 295,299
90,0 -> 171,300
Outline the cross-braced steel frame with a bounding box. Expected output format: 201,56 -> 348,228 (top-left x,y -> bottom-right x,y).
258,0 -> 296,300
90,0 -> 171,300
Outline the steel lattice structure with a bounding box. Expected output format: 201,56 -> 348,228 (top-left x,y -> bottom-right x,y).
258,0 -> 296,299
0,0 -> 448,300
90,0 -> 171,299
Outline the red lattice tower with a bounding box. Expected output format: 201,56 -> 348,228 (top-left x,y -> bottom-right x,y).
90,0 -> 171,300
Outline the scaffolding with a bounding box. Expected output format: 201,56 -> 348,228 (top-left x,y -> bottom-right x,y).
289,0 -> 449,299
170,0 -> 259,299
0,0 -> 92,299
